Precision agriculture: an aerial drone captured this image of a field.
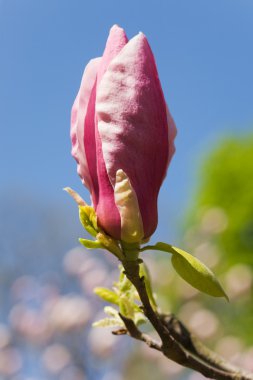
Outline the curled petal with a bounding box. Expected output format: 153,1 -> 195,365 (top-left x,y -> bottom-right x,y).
71,58 -> 101,192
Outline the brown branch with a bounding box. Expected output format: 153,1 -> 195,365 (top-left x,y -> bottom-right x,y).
117,313 -> 162,352
121,258 -> 253,380
161,313 -> 241,374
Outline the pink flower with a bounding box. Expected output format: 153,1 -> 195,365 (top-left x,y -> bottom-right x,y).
71,25 -> 176,243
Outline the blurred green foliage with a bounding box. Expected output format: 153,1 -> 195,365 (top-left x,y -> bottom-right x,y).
124,135 -> 253,380
185,135 -> 253,344
194,136 -> 253,266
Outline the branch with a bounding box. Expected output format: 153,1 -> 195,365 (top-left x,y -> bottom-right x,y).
160,313 -> 241,374
121,258 -> 253,380
114,313 -> 162,352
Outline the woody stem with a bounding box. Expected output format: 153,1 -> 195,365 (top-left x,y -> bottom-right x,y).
120,257 -> 253,380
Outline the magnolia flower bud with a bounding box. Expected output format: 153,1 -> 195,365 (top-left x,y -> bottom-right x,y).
71,25 -> 176,242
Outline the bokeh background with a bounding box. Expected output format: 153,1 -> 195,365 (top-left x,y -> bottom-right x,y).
1,0 -> 253,379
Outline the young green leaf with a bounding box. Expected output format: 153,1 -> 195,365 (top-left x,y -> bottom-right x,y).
94,287 -> 119,305
143,242 -> 228,300
140,242 -> 175,253
171,246 -> 228,300
118,267 -> 133,292
119,295 -> 135,319
104,306 -> 119,318
134,312 -> 147,326
139,263 -> 157,310
92,318 -> 124,328
79,238 -> 104,250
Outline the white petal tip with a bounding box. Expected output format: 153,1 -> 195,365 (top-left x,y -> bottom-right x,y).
115,169 -> 126,181
114,172 -> 144,243
63,187 -> 86,206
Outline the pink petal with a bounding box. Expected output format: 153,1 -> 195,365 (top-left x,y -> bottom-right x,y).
96,25 -> 128,84
90,25 -> 128,238
71,58 -> 101,194
96,33 -> 173,238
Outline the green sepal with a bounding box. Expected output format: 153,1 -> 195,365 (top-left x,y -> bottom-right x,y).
93,287 -> 119,305
79,238 -> 104,250
142,242 -> 228,300
79,206 -> 98,237
97,232 -> 124,259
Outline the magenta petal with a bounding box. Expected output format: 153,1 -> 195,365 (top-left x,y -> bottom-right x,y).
166,105 -> 177,168
71,58 -> 101,193
96,33 -> 174,238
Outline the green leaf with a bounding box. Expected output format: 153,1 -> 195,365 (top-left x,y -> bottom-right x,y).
79,238 -> 104,250
143,242 -> 228,300
140,242 -> 174,253
92,318 -> 124,328
139,263 -> 157,310
134,312 -> 147,326
119,295 -> 135,318
119,276 -> 132,293
104,306 -> 119,318
94,287 -> 119,305
171,246 -> 228,300
118,266 -> 133,292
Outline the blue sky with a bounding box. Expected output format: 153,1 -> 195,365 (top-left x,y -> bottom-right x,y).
1,0 -> 253,242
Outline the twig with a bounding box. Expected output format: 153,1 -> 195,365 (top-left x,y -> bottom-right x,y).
117,313 -> 162,352
161,314 -> 241,374
120,258 -> 253,380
